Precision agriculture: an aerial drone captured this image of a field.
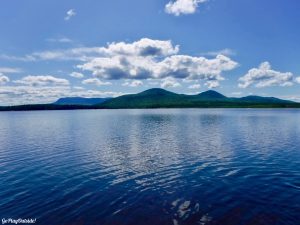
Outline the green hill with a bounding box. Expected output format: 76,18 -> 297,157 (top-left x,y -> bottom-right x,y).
196,90 -> 227,100
99,88 -> 300,109
99,88 -> 189,108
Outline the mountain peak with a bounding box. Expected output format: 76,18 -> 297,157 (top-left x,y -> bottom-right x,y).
139,88 -> 176,96
198,90 -> 227,99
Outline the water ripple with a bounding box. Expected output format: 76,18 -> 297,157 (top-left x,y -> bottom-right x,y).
0,109 -> 300,225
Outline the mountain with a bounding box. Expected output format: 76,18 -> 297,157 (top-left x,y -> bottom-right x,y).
196,90 -> 227,100
239,95 -> 293,103
99,88 -> 300,109
99,88 -> 189,108
54,97 -> 111,105
1,89 -> 299,111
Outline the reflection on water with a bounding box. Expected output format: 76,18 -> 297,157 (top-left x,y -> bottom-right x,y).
0,109 -> 300,225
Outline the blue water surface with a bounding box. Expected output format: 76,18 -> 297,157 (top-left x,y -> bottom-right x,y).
0,109 -> 299,225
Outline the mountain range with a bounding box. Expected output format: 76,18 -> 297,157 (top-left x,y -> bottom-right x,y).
54,97 -> 111,106
99,88 -> 297,108
0,88 -> 299,111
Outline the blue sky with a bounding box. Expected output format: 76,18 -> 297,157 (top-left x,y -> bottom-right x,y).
1,0 -> 300,105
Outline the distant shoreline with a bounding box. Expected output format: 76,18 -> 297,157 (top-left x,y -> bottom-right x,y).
1,104 -> 300,112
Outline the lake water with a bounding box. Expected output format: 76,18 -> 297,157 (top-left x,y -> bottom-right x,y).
0,109 -> 300,225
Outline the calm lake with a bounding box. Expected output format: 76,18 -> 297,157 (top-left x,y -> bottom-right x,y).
0,109 -> 299,225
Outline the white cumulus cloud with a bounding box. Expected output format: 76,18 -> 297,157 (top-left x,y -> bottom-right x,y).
295,77 -> 300,84
239,62 -> 294,88
0,38 -> 238,89
165,0 -> 208,16
161,77 -> 181,88
70,72 -> 84,78
100,38 -> 179,57
188,83 -> 201,89
202,48 -> 236,57
77,38 -> 238,88
65,9 -> 76,21
122,80 -> 143,87
205,80 -> 220,89
14,75 -> 70,86
0,73 -> 10,84
82,78 -> 111,86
